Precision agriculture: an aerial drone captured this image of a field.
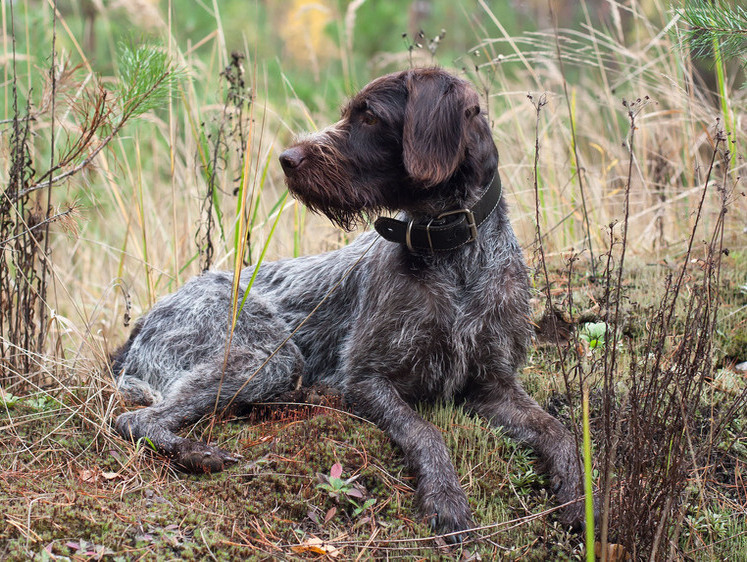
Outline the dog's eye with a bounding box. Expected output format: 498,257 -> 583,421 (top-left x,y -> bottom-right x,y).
362,112 -> 379,126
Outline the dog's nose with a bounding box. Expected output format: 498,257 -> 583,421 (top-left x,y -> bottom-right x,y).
279,147 -> 306,174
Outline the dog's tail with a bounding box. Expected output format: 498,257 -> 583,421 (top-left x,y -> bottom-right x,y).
109,321 -> 163,406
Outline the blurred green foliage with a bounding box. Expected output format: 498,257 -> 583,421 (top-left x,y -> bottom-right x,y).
4,1 -> 538,114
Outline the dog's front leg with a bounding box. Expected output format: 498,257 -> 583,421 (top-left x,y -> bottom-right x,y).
348,377 -> 472,543
467,379 -> 587,529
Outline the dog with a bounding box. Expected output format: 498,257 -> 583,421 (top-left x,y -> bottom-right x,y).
112,67 -> 585,542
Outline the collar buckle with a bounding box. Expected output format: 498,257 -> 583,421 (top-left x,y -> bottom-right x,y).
405,219 -> 416,252
436,208 -> 477,243
413,209 -> 477,253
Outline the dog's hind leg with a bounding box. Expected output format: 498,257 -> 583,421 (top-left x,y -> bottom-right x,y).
115,343 -> 303,473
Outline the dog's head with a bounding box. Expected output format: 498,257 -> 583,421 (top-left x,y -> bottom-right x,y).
279,68 -> 498,230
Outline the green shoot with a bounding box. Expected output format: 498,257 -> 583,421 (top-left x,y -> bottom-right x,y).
580,322 -> 607,350
116,43 -> 183,120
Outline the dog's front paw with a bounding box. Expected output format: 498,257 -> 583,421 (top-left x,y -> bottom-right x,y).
418,485 -> 473,544
554,481 -> 597,532
557,498 -> 586,531
173,439 -> 242,474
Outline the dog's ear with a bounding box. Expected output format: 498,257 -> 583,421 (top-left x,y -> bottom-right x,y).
403,72 -> 481,187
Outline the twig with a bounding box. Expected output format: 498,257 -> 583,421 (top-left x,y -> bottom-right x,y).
37,0 -> 58,355
15,72 -> 173,201
528,91 -> 580,436
0,207 -> 77,247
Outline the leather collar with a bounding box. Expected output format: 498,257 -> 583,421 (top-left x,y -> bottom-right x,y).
374,173 -> 502,253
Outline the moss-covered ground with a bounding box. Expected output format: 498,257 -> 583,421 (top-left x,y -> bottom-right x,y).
2,396 -> 589,560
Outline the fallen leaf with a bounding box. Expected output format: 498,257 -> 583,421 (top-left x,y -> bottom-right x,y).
101,471 -> 120,480
595,541 -> 629,561
291,536 -> 340,558
324,507 -> 337,523
346,487 -> 364,499
79,469 -> 96,483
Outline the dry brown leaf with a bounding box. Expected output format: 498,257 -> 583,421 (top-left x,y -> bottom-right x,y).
291,536 -> 340,558
79,469 -> 96,483
324,506 -> 337,523
595,541 -> 630,561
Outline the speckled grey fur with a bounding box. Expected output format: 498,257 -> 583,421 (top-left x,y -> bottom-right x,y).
112,68 -> 585,542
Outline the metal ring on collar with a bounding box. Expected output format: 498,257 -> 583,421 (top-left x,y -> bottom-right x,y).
405,219 -> 415,252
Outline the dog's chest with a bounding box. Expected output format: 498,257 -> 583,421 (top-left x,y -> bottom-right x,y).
380,270 -> 506,400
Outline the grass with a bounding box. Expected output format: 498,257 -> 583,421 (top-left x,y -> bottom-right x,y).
1,258 -> 743,559
1,0 -> 746,559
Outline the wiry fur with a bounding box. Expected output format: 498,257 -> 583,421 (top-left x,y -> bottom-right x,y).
112,68 -> 585,542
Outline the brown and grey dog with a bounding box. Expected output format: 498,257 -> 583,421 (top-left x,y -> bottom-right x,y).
112,68 -> 584,542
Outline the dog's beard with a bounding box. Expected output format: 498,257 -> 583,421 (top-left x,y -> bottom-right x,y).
282,146 -> 388,231
286,176 -> 383,232
296,196 -> 375,232
321,207 -> 376,232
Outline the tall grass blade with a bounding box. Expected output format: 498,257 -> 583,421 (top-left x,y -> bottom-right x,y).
582,383 -> 595,562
